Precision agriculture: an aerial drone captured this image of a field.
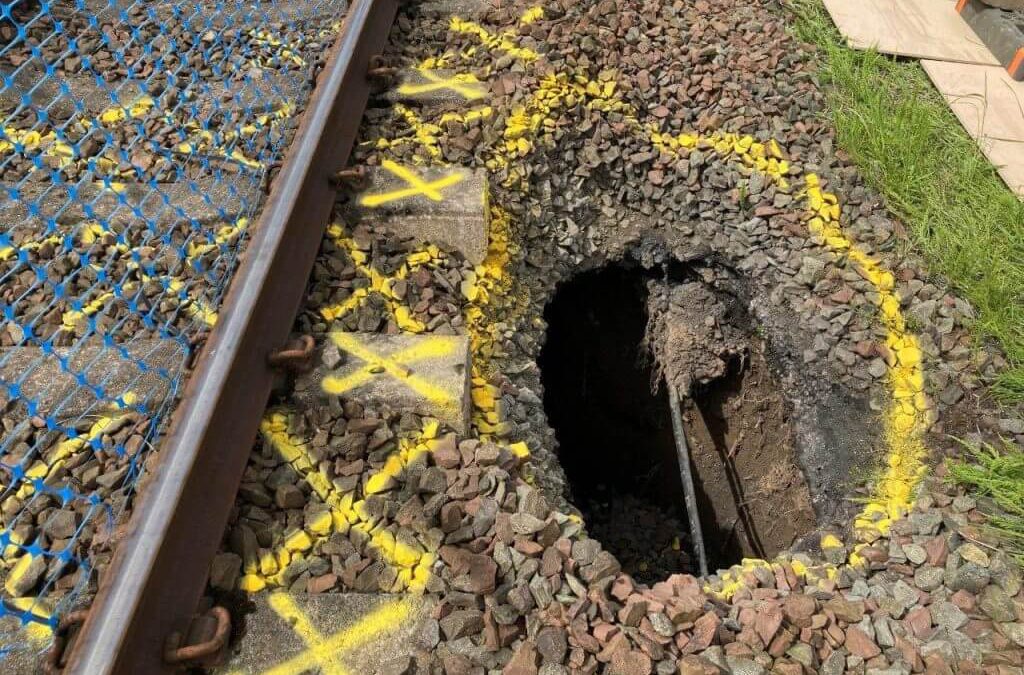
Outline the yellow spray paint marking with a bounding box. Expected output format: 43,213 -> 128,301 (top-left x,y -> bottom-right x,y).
225,593 -> 415,675
396,68 -> 487,100
358,160 -> 464,207
186,217 -> 249,261
449,7 -> 542,62
318,224 -> 444,332
0,235 -> 62,261
799,174 -> 931,541
1,394 -> 137,507
374,104 -> 492,163
707,557 -> 839,600
248,29 -> 306,68
322,332 -> 458,410
240,412 -> 437,593
59,267 -> 217,330
648,129 -> 790,188
95,96 -> 156,126
2,598 -> 53,642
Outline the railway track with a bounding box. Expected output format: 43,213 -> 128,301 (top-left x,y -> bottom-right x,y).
4,0 -> 1024,673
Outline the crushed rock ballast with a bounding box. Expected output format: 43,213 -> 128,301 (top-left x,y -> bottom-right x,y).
208,0 -> 1024,674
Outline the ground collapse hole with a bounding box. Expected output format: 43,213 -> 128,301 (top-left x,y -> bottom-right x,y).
538,262 -> 816,582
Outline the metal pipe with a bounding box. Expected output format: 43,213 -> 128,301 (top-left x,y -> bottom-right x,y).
64,1 -> 398,672
668,383 -> 709,577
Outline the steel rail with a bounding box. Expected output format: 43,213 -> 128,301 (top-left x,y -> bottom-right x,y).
64,1 -> 398,671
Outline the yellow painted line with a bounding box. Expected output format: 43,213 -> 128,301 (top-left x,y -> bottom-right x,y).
707,557 -> 838,600
449,8 -> 545,62
2,394 -> 137,507
225,594 -> 416,675
396,68 -> 487,100
0,235 -> 62,261
358,160 -> 464,207
648,129 -> 790,188
375,103 -> 492,162
318,225 -> 444,332
3,598 -> 53,642
322,332 -> 458,409
240,412 -> 437,593
186,217 -> 249,261
799,174 -> 931,541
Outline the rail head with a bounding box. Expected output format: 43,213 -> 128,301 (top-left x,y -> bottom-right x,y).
63,1 -> 399,672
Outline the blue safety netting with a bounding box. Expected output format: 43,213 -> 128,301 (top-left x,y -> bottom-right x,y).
0,0 -> 346,660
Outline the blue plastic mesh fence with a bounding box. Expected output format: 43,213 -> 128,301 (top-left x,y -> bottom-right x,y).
0,0 -> 347,660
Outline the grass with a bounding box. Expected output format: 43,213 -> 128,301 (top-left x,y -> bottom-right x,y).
949,440 -> 1024,564
786,0 -> 1024,402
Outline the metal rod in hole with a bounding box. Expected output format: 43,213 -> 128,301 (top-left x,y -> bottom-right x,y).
668,383 -> 709,577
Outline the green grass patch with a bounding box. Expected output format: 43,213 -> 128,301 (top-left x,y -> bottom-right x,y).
786,0 -> 1024,402
949,441 -> 1024,563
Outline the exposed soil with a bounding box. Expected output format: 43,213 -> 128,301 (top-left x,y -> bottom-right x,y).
646,275 -> 817,567
683,347 -> 817,567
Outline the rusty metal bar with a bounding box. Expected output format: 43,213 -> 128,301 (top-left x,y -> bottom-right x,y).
64,1 -> 399,671
668,384 -> 709,578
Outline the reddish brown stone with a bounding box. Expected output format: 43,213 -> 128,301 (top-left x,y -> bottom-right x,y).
504,640 -> 539,675
307,573 -> 337,593
618,596 -> 649,627
677,655 -> 719,675
951,589 -> 976,613
845,626 -> 881,659
687,611 -> 721,653
895,635 -> 924,672
773,662 -> 803,675
824,597 -> 865,624
438,545 -> 497,594
923,654 -> 954,675
768,628 -> 796,657
905,606 -> 933,639
611,575 -> 634,601
755,604 -> 783,645
925,536 -> 949,567
592,622 -> 619,644
783,594 -> 816,628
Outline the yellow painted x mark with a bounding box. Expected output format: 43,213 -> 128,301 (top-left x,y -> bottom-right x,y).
228,593 -> 415,675
318,224 -> 441,332
396,68 -> 487,100
359,159 -> 463,207
322,332 -> 458,409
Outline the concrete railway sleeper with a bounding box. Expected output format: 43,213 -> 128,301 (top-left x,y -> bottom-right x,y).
3,0 -> 1024,673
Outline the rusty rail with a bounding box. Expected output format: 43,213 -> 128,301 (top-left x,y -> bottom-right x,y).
63,1 -> 399,671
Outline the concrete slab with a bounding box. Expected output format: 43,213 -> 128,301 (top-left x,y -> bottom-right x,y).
342,163 -> 489,265
0,177 -> 254,234
384,68 -> 489,108
0,338 -> 184,422
218,592 -> 434,675
294,332 -> 471,432
417,0 -> 493,18
0,615 -> 53,675
0,65 -> 146,121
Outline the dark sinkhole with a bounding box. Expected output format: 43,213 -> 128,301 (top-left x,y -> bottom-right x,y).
538,262 -> 817,582
538,264 -> 696,583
